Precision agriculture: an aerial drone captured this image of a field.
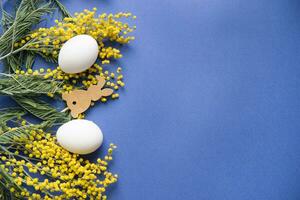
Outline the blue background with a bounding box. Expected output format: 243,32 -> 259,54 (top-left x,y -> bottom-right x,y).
3,0 -> 300,199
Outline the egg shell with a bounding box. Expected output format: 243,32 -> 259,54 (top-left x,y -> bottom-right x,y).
58,35 -> 99,74
56,119 -> 103,154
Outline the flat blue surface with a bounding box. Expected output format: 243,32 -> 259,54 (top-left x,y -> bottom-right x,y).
2,0 -> 300,199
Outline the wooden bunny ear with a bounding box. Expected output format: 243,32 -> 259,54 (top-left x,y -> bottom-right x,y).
96,76 -> 106,88
88,85 -> 102,101
101,88 -> 114,97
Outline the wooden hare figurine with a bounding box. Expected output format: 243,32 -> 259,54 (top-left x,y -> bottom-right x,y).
62,76 -> 113,118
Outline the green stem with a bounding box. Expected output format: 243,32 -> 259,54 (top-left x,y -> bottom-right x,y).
0,45 -> 28,60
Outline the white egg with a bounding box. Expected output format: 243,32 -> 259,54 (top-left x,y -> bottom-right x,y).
56,119 -> 103,154
58,35 -> 99,74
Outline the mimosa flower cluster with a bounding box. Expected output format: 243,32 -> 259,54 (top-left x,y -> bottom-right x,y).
15,65 -> 124,99
15,8 -> 136,63
0,121 -> 117,200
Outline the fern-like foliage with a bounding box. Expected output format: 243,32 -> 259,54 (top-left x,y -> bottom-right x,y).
0,74 -> 64,96
13,96 -> 71,124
